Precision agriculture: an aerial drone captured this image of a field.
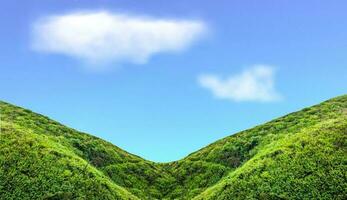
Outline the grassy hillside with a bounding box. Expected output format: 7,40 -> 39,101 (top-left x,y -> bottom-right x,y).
0,95 -> 346,199
0,101 -> 172,199
163,95 -> 347,199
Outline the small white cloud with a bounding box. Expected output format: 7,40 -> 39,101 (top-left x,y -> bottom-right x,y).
198,65 -> 282,102
31,11 -> 207,68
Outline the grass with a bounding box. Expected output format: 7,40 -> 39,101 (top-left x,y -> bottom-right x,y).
0,95 -> 346,199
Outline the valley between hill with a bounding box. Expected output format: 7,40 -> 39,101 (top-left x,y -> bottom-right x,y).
0,95 -> 346,199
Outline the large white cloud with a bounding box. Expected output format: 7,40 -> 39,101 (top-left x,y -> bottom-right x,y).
31,11 -> 207,67
198,65 -> 282,102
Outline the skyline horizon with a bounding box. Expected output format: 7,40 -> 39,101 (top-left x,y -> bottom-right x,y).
1,93 -> 345,162
1,0 -> 346,162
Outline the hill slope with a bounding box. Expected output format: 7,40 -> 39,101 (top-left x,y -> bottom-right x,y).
0,95 -> 346,199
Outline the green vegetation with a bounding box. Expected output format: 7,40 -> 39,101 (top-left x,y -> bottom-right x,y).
0,95 -> 346,199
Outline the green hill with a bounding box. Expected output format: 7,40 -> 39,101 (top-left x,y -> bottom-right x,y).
0,95 -> 346,199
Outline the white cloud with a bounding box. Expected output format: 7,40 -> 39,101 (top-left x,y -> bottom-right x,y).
31,11 -> 207,68
198,65 -> 282,102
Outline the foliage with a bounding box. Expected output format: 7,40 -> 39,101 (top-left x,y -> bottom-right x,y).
0,95 -> 346,199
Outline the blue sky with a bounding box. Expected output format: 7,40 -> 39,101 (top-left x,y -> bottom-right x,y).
0,0 -> 346,162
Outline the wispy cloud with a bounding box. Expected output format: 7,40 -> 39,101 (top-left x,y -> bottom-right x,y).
198,65 -> 282,102
31,11 -> 207,69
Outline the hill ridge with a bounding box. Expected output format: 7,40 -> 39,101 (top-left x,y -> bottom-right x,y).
0,95 -> 346,199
